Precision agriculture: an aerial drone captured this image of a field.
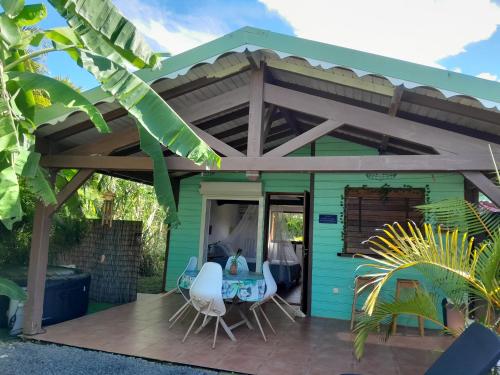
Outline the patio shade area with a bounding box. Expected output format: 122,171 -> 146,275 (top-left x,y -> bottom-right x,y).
30,294 -> 453,375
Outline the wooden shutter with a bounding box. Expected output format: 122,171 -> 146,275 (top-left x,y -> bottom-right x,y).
344,188 -> 424,255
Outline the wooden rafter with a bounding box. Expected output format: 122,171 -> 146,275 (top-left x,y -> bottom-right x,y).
263,83 -> 497,155
264,119 -> 343,157
461,171 -> 500,206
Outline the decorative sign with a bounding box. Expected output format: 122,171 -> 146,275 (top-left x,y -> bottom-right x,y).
366,173 -> 397,180
319,214 -> 338,224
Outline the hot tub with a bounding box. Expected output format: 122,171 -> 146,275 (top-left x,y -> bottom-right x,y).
0,266 -> 91,334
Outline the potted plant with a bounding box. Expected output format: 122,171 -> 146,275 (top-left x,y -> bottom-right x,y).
229,249 -> 243,275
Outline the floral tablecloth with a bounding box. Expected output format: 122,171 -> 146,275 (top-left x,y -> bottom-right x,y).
179,270 -> 265,302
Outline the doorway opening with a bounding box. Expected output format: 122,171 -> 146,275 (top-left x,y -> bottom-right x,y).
264,192 -> 310,312
204,200 -> 260,271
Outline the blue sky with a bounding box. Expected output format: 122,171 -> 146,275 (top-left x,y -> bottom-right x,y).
35,0 -> 500,91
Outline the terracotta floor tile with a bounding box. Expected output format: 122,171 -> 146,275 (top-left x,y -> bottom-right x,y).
30,294 -> 453,375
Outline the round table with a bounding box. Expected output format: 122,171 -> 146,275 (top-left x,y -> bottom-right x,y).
179,270 -> 265,302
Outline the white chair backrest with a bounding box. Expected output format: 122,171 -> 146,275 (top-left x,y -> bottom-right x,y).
185,256 -> 198,272
224,256 -> 249,272
190,262 -> 226,316
263,260 -> 277,299
177,256 -> 198,300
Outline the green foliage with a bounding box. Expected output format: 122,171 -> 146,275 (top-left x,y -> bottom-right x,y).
0,0 -> 220,229
353,200 -> 500,359
0,277 -> 26,301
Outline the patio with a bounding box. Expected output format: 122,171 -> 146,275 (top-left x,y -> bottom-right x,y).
30,294 -> 453,375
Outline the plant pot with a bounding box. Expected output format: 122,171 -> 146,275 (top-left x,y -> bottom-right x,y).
446,303 -> 465,331
229,263 -> 238,275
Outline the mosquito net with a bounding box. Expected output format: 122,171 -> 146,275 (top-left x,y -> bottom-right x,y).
219,205 -> 258,262
268,210 -> 300,266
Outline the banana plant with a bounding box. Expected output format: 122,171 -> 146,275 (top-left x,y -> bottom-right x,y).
0,0 -> 220,230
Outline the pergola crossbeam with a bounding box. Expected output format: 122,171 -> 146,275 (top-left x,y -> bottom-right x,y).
41,154 -> 495,172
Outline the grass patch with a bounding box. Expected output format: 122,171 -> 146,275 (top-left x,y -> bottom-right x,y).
137,274 -> 163,294
87,301 -> 116,315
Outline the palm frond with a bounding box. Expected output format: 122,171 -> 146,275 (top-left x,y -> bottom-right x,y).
354,289 -> 449,359
358,222 -> 500,317
416,198 -> 499,237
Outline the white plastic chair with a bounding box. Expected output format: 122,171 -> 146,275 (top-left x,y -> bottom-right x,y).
249,260 -> 298,341
167,256 -> 197,328
224,255 -> 249,273
182,262 -> 236,348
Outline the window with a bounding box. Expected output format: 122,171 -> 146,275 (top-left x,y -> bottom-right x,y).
343,188 -> 425,255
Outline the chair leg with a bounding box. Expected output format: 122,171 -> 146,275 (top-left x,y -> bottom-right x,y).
271,296 -> 296,323
169,303 -> 191,329
162,287 -> 179,297
219,318 -> 237,342
259,305 -> 276,334
252,308 -> 267,342
195,316 -> 213,334
182,311 -> 200,343
275,294 -> 305,318
168,300 -> 190,322
212,315 -> 220,349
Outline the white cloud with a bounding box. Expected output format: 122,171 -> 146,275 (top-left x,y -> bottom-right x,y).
452,67 -> 462,73
113,0 -> 220,55
259,0 -> 500,68
477,72 -> 499,81
131,19 -> 218,55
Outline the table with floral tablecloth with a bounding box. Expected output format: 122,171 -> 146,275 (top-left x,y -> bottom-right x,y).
179,270 -> 265,302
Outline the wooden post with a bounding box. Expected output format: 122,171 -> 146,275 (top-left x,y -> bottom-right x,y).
247,64 -> 265,157
23,202 -> 52,335
23,168 -> 94,335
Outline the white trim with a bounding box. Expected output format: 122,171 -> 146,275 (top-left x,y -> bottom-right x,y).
198,181 -> 265,273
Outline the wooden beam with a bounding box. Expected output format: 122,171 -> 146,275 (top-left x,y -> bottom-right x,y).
264,119 -> 343,157
380,85 -> 405,153
189,123 -> 244,157
61,86 -> 250,156
280,107 -> 301,135
178,85 -> 249,124
23,203 -> 52,335
41,154 -> 496,172
47,108 -> 126,142
247,67 -> 266,157
262,104 -> 276,142
263,83 -> 496,154
47,169 -> 94,215
461,171 -> 500,206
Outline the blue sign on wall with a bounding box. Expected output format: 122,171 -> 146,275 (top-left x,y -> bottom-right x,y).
319,214 -> 337,224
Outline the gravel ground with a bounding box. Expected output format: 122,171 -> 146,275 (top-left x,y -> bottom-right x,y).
0,341 -> 218,375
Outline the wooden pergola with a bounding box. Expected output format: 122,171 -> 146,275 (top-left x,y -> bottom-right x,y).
24,27 -> 500,335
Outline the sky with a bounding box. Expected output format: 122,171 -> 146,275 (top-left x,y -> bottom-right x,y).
34,0 -> 500,91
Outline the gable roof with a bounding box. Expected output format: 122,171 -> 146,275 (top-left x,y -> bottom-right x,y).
39,26 -> 500,126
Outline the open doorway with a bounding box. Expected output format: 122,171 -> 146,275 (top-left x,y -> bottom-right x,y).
264,193 -> 309,312
203,200 -> 260,271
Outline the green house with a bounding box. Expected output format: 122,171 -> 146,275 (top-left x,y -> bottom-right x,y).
33,27 -> 499,331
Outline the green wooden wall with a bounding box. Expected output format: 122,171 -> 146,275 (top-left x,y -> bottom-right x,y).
165,146 -> 311,290
165,136 -> 464,326
311,137 -> 464,326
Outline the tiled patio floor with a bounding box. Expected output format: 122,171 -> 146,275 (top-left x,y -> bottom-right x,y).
31,294 -> 453,375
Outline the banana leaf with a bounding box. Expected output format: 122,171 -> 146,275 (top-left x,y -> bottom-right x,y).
0,277 -> 26,301
48,0 -> 159,69
7,71 -> 110,133
138,125 -> 178,226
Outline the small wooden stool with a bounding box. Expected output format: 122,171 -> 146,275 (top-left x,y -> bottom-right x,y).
350,275 -> 377,330
392,279 -> 425,336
